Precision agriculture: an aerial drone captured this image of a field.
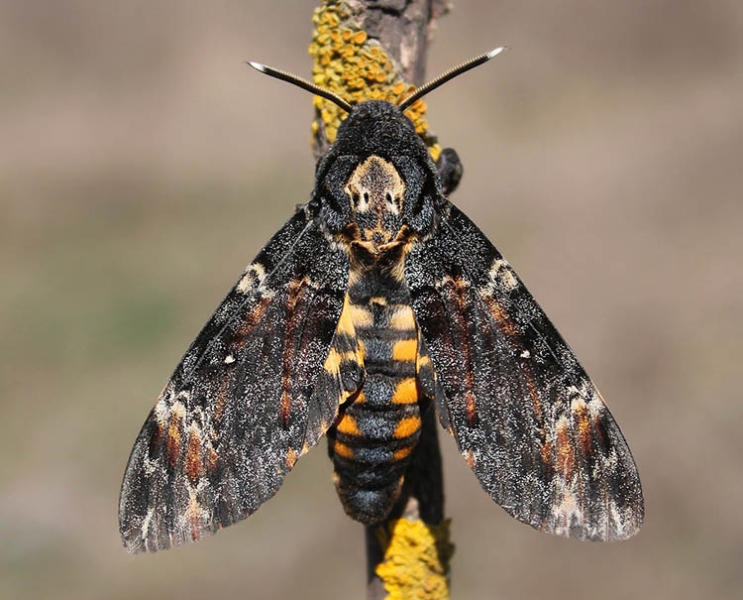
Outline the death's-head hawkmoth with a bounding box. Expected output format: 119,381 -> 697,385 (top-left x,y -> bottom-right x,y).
119,48 -> 643,552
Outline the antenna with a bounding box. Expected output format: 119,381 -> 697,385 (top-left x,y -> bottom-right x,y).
398,46 -> 507,113
249,46 -> 507,116
248,61 -> 354,114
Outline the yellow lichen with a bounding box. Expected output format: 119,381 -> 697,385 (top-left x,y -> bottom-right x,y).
374,518 -> 454,599
308,0 -> 441,160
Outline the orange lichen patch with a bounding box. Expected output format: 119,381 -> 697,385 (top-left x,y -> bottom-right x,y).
392,338 -> 418,362
375,518 -> 453,598
308,1 -> 441,159
392,377 -> 419,404
465,449 -> 476,469
185,425 -> 204,485
393,446 -> 414,461
393,415 -> 421,439
333,440 -> 355,459
336,413 -> 363,436
556,419 -> 575,478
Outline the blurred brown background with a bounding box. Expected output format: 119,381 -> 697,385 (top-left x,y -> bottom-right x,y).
1,1 -> 741,598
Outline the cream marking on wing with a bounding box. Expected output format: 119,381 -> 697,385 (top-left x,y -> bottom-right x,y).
154,398 -> 170,426
566,385 -> 581,401
142,455 -> 158,476
587,395 -> 607,419
224,354 -> 235,364
178,486 -> 210,531
609,504 -> 626,535
170,401 -> 187,420
237,262 -> 268,294
606,447 -> 619,469
570,396 -> 587,412
140,507 -> 155,539
489,258 -> 519,292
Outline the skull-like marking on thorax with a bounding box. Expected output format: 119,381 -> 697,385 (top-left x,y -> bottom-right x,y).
344,156 -> 406,248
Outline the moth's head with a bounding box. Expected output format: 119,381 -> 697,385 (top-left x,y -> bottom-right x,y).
248,48 -> 506,241
330,100 -> 424,158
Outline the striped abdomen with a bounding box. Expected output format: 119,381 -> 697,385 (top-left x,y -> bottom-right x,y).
326,266 -> 428,524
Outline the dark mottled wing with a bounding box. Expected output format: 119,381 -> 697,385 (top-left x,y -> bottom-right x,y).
406,203 -> 643,541
119,209 -> 351,552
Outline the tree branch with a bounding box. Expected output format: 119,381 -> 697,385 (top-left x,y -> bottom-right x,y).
309,0 -> 450,161
308,2 -> 456,598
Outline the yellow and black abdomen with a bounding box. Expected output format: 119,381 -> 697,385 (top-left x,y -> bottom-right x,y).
327,269 -> 425,524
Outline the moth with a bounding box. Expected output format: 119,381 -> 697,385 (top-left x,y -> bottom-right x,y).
119,48 -> 643,553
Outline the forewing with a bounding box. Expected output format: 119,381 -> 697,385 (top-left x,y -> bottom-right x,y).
406,203 -> 643,541
119,209 -> 350,552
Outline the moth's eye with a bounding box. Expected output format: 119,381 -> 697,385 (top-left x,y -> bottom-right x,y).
385,192 -> 393,204
363,191 -> 370,204
351,192 -> 360,206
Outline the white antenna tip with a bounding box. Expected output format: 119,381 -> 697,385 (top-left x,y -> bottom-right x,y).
248,61 -> 266,72
486,46 -> 508,59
